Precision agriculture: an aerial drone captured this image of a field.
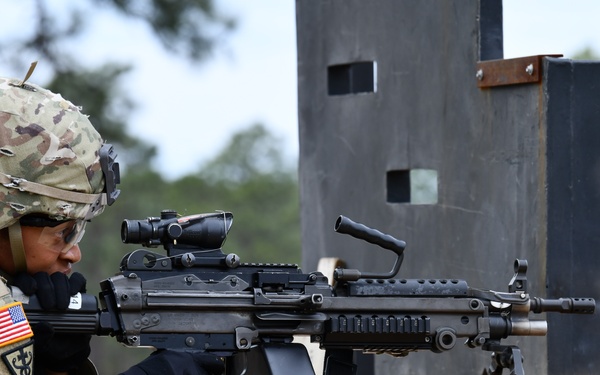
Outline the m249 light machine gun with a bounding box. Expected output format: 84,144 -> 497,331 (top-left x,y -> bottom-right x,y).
24,210 -> 595,375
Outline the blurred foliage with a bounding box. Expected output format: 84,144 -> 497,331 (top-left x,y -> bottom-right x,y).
80,124 -> 300,373
572,46 -> 600,60
0,0 -> 235,170
46,65 -> 158,169
82,124 -> 300,291
95,0 -> 235,61
2,0 -> 235,69
1,1 -> 300,374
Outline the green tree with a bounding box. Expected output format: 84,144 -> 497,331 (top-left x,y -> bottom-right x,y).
47,65 -> 157,169
2,4 -> 301,373
0,0 -> 235,170
572,46 -> 600,60
80,124 -> 300,373
177,123 -> 300,263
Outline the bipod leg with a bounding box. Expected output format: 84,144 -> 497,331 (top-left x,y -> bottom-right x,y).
481,341 -> 525,375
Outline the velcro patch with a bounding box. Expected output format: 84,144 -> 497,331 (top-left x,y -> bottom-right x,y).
1,340 -> 33,375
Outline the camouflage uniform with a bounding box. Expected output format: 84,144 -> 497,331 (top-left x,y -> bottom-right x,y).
0,75 -> 114,374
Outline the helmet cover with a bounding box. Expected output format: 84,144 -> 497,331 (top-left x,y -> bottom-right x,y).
0,76 -> 106,229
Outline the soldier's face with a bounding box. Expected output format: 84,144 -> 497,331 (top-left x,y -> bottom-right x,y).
20,221 -> 82,275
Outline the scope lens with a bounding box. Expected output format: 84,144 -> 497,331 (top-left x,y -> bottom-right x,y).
122,220 -> 142,243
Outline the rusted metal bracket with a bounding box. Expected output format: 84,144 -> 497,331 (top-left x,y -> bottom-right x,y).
475,55 -> 563,88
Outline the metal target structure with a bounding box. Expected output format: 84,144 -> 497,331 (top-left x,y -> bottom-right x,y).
296,1 -> 600,374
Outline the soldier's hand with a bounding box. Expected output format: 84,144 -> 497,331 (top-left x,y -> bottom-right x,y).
13,271 -> 86,309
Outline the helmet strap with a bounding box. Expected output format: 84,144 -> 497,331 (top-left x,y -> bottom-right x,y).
8,223 -> 27,273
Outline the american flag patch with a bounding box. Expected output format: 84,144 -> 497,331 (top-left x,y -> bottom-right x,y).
0,302 -> 33,348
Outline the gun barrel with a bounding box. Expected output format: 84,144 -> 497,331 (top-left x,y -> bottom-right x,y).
530,297 -> 595,314
335,216 -> 406,254
510,320 -> 548,336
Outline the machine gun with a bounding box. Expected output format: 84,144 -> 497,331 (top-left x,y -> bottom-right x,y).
23,210 -> 595,375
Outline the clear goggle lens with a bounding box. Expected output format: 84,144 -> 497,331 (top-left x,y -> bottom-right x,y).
38,220 -> 87,253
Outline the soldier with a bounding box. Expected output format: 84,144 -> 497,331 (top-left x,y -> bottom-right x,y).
0,75 -> 222,374
0,73 -> 118,374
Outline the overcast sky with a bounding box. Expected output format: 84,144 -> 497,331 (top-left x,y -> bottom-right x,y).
2,1 -> 599,180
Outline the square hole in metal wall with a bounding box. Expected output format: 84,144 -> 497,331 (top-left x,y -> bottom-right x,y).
387,169 -> 438,204
328,61 -> 377,96
387,170 -> 411,203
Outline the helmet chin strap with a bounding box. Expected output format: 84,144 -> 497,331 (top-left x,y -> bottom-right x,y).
8,222 -> 27,273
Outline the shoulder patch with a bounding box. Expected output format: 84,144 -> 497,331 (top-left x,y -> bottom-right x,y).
0,302 -> 33,348
1,340 -> 33,375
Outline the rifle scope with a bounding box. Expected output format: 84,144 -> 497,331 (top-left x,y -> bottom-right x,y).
121,209 -> 233,249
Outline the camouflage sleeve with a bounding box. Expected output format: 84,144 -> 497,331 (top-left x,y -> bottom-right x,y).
0,280 -> 34,375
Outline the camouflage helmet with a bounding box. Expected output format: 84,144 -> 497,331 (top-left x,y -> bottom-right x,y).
0,76 -> 120,230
